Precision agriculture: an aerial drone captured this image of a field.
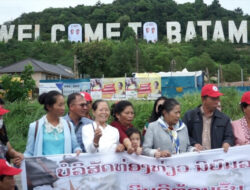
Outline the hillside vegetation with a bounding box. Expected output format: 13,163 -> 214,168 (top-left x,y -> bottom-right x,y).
0,0 -> 250,81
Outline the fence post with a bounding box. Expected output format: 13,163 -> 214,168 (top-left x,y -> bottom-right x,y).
241,68 -> 244,86
217,69 -> 220,87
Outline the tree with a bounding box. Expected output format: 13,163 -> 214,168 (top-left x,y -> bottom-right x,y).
20,64 -> 36,98
234,8 -> 243,16
74,40 -> 113,77
186,52 -> 217,75
121,26 -> 136,41
222,62 -> 247,82
206,41 -> 239,64
107,38 -> 136,76
1,64 -> 36,102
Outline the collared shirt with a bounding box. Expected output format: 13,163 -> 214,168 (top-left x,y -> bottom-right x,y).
64,114 -> 93,152
200,106 -> 213,150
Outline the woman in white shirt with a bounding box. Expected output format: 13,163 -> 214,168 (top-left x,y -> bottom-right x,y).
82,100 -> 124,153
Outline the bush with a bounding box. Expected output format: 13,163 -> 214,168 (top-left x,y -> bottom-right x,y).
0,64 -> 36,102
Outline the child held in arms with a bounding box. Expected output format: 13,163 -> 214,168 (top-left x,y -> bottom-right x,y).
126,128 -> 142,155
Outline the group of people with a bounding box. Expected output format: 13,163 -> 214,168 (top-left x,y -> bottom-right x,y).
1,84 -> 250,189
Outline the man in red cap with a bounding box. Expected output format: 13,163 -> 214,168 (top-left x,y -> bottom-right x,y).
183,84 -> 234,152
0,100 -> 23,166
0,159 -> 22,190
80,91 -> 93,120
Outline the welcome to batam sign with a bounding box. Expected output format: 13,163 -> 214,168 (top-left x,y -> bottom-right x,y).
0,20 -> 248,43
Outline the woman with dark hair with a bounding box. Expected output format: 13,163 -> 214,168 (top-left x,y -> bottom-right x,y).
82,100 -> 124,153
232,91 -> 250,145
149,96 -> 168,123
142,96 -> 168,136
110,101 -> 141,154
143,98 -> 194,158
24,91 -> 81,156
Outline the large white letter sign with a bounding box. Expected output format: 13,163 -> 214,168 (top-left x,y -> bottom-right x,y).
166,22 -> 181,43
185,21 -> 197,42
34,24 -> 40,41
106,23 -> 120,39
212,21 -> 225,41
84,23 -> 103,42
51,24 -> 65,43
128,22 -> 142,38
229,20 -> 247,43
197,21 -> 211,41
0,25 -> 15,42
18,25 -> 32,41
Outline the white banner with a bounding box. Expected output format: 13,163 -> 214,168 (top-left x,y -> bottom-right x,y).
21,145 -> 250,190
38,82 -> 63,95
62,81 -> 90,96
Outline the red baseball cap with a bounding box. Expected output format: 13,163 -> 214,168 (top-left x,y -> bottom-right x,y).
80,92 -> 92,102
201,84 -> 223,97
0,107 -> 9,116
0,159 -> 22,176
241,91 -> 250,104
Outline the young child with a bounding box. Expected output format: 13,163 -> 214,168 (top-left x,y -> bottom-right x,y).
126,128 -> 142,155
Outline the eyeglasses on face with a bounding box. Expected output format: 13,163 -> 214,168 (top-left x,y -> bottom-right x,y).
75,103 -> 88,107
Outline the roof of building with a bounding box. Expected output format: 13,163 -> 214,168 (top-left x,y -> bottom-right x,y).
0,58 -> 74,78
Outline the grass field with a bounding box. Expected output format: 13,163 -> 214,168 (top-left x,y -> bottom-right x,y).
4,88 -> 243,152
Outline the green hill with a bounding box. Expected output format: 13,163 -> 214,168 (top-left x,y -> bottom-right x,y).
0,0 -> 250,80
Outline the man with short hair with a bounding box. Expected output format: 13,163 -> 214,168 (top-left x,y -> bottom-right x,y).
183,84 -> 234,152
65,93 -> 93,152
80,92 -> 93,120
0,159 -> 22,190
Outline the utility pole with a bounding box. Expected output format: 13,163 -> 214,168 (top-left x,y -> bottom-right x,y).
74,55 -> 80,79
171,59 -> 176,72
136,37 -> 139,72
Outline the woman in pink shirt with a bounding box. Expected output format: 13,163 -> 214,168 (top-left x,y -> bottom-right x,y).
232,91 -> 250,145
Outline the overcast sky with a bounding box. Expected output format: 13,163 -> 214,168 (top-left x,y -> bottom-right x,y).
0,0 -> 249,25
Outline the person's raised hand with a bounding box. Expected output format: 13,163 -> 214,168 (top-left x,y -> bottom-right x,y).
93,124 -> 102,146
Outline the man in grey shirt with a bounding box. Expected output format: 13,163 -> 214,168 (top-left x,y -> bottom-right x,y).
65,92 -> 93,152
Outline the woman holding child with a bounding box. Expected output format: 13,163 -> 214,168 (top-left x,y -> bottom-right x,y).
110,101 -> 142,155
